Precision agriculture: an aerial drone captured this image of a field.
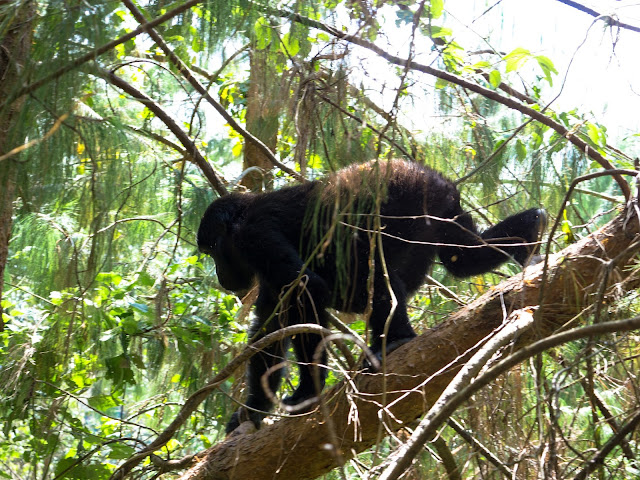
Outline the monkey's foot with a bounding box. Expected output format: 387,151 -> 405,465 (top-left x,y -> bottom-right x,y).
282,389 -> 320,413
366,334 -> 417,371
225,407 -> 264,435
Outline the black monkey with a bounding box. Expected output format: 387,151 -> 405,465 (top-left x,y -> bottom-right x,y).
197,159 -> 546,433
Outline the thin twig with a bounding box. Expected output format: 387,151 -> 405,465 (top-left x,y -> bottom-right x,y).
0,113 -> 68,162
447,418 -> 512,477
556,0 -> 640,33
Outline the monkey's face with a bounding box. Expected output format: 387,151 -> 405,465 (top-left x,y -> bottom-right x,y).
204,236 -> 253,293
197,199 -> 254,294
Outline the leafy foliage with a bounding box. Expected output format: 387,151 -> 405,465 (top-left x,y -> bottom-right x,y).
1,0 -> 639,479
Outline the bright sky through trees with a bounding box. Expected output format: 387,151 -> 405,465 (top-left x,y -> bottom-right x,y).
344,1 -> 640,143
456,0 -> 640,139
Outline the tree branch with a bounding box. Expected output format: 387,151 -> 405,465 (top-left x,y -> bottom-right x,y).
0,0 -> 205,111
255,2 -> 631,199
122,0 -> 304,183
556,0 -> 640,33
98,67 -> 227,196
170,203 -> 640,480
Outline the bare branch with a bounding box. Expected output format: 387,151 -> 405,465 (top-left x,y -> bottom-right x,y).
556,0 -> 640,33
0,112 -> 68,162
98,67 -> 228,196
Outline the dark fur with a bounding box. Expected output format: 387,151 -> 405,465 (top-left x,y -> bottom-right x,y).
197,159 -> 545,433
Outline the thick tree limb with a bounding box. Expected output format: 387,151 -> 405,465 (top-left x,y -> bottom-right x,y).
173,205 -> 640,480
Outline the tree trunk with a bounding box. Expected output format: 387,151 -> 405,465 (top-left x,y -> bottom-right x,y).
0,0 -> 35,330
178,207 -> 640,480
241,46 -> 281,191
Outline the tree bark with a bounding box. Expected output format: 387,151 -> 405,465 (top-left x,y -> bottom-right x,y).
0,0 -> 36,330
177,207 -> 640,480
241,46 -> 281,191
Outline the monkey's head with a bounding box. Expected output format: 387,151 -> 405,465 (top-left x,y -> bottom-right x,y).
198,194 -> 254,293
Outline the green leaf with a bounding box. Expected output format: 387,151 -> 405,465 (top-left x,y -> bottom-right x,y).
435,78 -> 450,89
191,36 -> 203,53
531,131 -> 543,149
115,43 -> 125,59
134,271 -> 154,287
493,139 -> 506,152
428,25 -> 452,38
54,457 -> 113,479
504,47 -> 531,73
185,255 -> 199,265
121,315 -> 141,334
232,141 -> 243,157
472,60 -> 491,69
515,139 -> 527,160
535,55 -> 558,86
307,153 -> 322,169
395,8 -> 413,26
430,0 -> 444,19
87,394 -> 120,411
107,444 -> 135,460
254,17 -> 271,50
96,272 -> 122,286
100,328 -> 119,342
104,354 -> 136,385
281,32 -> 300,56
586,122 -> 607,148
561,210 -> 575,244
489,70 -> 501,88
130,302 -> 149,313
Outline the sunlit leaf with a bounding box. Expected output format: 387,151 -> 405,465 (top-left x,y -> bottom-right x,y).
489,69 -> 501,88
504,47 -> 531,72
430,0 -> 444,18
535,54 -> 558,86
